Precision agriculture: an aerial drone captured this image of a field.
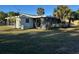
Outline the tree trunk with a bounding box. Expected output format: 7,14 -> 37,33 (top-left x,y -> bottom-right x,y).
68,19 -> 71,27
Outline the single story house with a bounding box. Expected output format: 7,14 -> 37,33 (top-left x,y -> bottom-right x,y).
5,14 -> 61,30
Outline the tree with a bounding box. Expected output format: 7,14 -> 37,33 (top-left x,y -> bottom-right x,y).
53,5 -> 72,27
76,10 -> 79,19
8,11 -> 19,17
7,11 -> 20,25
9,17 -> 16,25
71,11 -> 77,19
0,11 -> 7,20
37,8 -> 45,15
36,8 -> 47,29
15,12 -> 20,16
0,11 -> 7,24
67,10 -> 73,27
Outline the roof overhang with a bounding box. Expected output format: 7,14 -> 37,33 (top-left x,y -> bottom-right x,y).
5,14 -> 54,19
19,14 -> 47,18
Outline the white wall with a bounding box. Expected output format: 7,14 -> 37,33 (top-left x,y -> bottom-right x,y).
20,16 -> 33,29
16,17 -> 21,29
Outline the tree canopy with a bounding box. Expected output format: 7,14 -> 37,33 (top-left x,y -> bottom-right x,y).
0,11 -> 7,20
8,11 -> 20,17
53,5 -> 72,22
37,8 -> 45,15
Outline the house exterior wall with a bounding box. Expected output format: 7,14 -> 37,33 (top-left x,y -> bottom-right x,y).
20,16 -> 33,29
16,17 -> 21,29
15,16 -> 33,29
21,18 -> 33,29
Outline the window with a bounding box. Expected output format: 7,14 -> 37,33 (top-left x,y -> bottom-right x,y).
26,18 -> 29,23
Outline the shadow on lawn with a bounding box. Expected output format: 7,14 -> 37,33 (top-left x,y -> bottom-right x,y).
0,28 -> 79,54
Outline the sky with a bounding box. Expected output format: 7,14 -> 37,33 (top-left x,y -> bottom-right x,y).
0,5 -> 79,15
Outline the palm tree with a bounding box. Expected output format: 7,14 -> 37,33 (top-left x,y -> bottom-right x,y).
53,5 -> 71,27
37,8 -> 46,29
37,8 -> 45,15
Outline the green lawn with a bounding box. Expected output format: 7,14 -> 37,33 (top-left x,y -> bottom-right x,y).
0,26 -> 79,54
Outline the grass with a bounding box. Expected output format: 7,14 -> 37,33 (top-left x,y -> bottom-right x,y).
0,26 -> 79,54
